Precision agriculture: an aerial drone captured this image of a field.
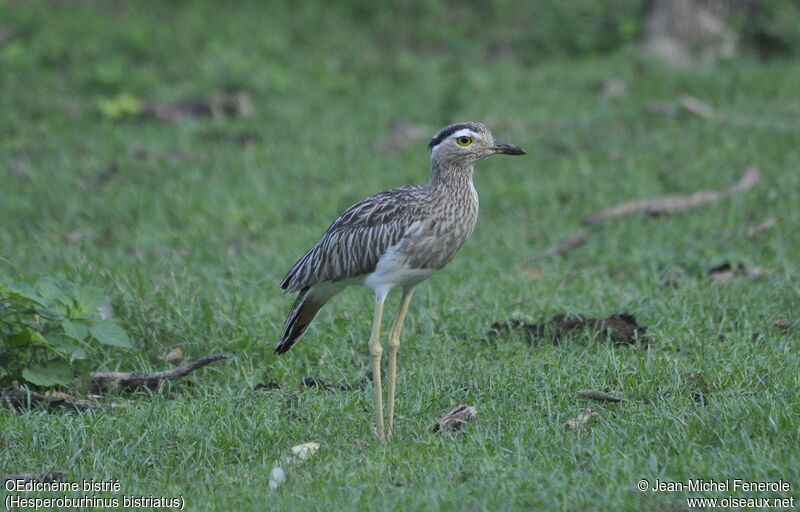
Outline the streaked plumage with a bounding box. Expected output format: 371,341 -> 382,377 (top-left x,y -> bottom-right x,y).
274,121 -> 525,439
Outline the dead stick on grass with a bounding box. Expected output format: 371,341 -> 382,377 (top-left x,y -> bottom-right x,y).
90,353 -> 228,390
678,95 -> 799,131
584,166 -> 760,226
578,389 -> 623,403
746,217 -> 776,239
533,166 -> 760,259
679,94 -> 714,119
2,387 -> 90,412
530,231 -> 591,261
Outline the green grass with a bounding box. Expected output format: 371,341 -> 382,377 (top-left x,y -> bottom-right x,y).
2,1 -> 799,510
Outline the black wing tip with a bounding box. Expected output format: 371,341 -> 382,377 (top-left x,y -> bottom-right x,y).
273,288 -> 311,355
273,325 -> 295,354
274,320 -> 306,354
274,333 -> 300,354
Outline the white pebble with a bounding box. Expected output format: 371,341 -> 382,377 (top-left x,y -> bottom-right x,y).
268,466 -> 285,490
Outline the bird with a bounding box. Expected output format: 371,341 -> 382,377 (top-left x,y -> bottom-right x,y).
275,121 -> 526,440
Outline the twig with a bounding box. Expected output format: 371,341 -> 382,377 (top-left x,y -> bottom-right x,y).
651,96 -> 800,131
729,166 -> 761,193
532,167 -> 759,259
429,405 -> 478,433
143,93 -> 252,122
585,166 -> 760,226
89,353 -> 228,390
530,231 -> 591,261
578,389 -> 623,403
1,387 -> 90,413
566,408 -> 599,432
679,94 -> 713,119
746,218 -> 777,239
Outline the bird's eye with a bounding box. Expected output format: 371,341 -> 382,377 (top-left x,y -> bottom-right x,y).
455,136 -> 473,147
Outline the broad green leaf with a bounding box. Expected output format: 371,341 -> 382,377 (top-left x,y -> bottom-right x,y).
4,283 -> 49,307
69,347 -> 87,360
49,338 -> 88,361
89,320 -> 132,348
36,277 -> 72,301
62,319 -> 88,341
4,330 -> 36,348
21,360 -> 73,387
74,286 -> 107,318
3,329 -> 46,348
35,278 -> 75,317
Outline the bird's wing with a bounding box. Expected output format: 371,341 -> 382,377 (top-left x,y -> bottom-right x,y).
280,185 -> 427,293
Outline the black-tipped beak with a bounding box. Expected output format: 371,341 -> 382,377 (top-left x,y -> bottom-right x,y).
492,140 -> 526,156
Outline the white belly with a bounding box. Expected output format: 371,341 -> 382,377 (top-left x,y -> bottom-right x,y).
363,244 -> 435,295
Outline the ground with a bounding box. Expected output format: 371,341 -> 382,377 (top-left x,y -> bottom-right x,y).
1,2 -> 799,510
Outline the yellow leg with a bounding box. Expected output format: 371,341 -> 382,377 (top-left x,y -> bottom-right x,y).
369,293 -> 387,440
386,287 -> 414,439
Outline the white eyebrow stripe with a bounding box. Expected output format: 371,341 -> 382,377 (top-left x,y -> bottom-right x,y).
451,129 -> 475,139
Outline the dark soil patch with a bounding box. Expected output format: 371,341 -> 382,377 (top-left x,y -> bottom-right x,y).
488,313 -> 647,345
684,371 -> 709,405
196,129 -> 260,145
772,317 -> 792,332
3,471 -> 67,484
254,381 -> 281,391
708,261 -> 771,282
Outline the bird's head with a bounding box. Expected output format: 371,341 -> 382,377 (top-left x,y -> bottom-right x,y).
428,121 -> 526,166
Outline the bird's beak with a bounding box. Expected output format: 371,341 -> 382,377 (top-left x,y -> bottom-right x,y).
492,140 -> 526,156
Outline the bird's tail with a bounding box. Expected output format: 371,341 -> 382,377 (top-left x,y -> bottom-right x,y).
274,285 -> 335,354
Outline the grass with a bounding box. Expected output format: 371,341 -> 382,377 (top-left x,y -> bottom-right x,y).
2,1 -> 799,510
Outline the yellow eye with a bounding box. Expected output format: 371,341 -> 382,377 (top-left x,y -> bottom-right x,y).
456,135 -> 473,147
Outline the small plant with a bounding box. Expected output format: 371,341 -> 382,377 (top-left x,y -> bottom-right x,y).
0,277 -> 132,388
97,92 -> 141,120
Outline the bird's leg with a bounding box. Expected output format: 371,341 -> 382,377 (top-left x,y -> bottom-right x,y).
369,292 -> 387,440
386,287 -> 414,439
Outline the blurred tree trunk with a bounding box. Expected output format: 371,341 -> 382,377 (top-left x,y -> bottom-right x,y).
642,0 -> 753,63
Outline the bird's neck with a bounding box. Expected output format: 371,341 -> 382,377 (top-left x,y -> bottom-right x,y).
428,160 -> 475,194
